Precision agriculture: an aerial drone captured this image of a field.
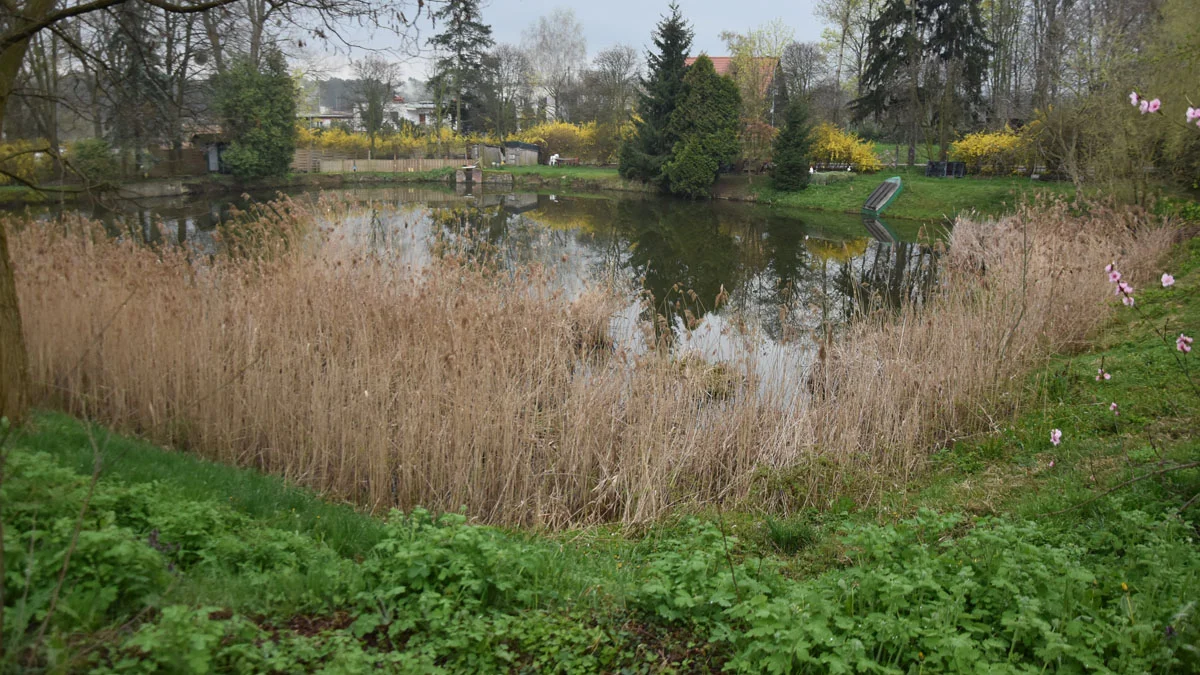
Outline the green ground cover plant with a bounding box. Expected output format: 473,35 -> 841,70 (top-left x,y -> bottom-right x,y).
4,227 -> 1199,671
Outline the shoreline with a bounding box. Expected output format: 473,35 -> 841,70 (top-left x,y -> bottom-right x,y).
2,165 -> 1095,223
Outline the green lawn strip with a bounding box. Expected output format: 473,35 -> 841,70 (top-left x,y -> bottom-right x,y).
15,412 -> 385,559
753,166 -> 1080,221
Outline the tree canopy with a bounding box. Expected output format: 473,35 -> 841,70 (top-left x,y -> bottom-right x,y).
772,99 -> 815,191
213,49 -> 297,178
662,55 -> 741,198
618,2 -> 693,185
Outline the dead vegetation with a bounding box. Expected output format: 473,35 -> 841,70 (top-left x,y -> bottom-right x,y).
8,197 -> 1174,526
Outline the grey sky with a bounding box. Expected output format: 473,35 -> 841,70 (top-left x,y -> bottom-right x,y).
479,0 -> 828,57
324,0 -> 828,80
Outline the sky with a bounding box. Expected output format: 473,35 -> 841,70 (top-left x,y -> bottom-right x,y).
322,0 -> 828,80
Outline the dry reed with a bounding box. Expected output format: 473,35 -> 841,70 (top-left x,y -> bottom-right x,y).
8,197 -> 1175,525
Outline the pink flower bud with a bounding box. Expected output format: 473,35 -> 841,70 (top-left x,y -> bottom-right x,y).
1179,334 -> 1194,353
1130,92 -> 1140,106
1050,429 -> 1062,446
1110,402 -> 1119,416
1140,100 -> 1150,114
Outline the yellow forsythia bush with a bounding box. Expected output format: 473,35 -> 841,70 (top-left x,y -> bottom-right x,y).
513,121 -> 599,162
951,127 -> 1031,174
810,123 -> 882,172
0,140 -> 53,185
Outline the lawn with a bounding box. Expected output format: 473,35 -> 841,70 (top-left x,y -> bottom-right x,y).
752,165 -> 1080,221
4,234 -> 1199,672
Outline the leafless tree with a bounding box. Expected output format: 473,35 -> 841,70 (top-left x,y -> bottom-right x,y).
780,41 -> 827,101
521,8 -> 586,122
591,44 -> 639,125
488,43 -> 531,136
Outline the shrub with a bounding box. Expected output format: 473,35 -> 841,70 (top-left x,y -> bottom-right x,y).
0,139 -> 54,185
810,123 -> 882,172
662,138 -> 722,198
513,121 -> 599,163
212,49 -> 297,178
951,127 -> 1031,174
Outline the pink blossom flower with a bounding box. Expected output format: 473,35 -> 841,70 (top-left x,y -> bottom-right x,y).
1130,92 -> 1140,106
1049,459 -> 1056,468
1122,295 -> 1135,307
1110,402 -> 1119,416
1140,100 -> 1150,114
1178,334 -> 1194,353
1051,429 -> 1062,446
1117,281 -> 1133,296
1148,98 -> 1161,113
1096,368 -> 1111,381
1161,273 -> 1175,287
1188,107 -> 1200,123
1109,270 -> 1122,283
1105,262 -> 1115,273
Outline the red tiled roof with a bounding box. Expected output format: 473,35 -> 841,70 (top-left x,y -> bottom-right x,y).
686,56 -> 735,75
685,56 -> 778,96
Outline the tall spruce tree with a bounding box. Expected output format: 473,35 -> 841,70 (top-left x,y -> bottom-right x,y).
661,55 -> 741,198
772,100 -> 814,191
618,2 -> 693,184
853,0 -> 989,161
427,0 -> 494,133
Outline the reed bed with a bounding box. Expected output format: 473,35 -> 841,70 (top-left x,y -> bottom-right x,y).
9,198 -> 1174,525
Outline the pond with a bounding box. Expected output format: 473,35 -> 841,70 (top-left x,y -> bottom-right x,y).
15,185 -> 942,397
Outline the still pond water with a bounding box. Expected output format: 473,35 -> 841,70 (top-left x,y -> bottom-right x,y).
23,186 -> 942,395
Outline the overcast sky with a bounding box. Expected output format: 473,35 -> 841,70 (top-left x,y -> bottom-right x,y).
479,0 -> 827,57
322,0 -> 828,79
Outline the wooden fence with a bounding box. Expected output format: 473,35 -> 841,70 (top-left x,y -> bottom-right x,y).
316,158 -> 464,173
290,149 -> 467,174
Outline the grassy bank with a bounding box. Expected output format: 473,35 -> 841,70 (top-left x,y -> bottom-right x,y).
749,166 -> 1080,221
4,234 -> 1198,670
487,165 -> 1083,221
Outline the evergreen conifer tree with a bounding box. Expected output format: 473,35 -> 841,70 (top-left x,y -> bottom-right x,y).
772,100 -> 814,191
618,2 -> 693,184
428,0 -> 494,133
661,55 -> 741,198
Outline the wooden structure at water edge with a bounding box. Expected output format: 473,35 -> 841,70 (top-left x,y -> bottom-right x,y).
862,176 -> 903,217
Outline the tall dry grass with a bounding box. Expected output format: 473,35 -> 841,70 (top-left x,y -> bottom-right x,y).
8,197 -> 1175,525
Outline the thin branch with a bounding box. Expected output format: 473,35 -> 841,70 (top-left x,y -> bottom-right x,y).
3,0 -> 243,52
1039,461 -> 1200,517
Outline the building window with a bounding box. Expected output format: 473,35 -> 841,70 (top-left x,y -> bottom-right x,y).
419,114 -> 426,125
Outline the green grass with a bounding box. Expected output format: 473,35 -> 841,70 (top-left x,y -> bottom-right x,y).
870,141 -> 936,165
15,413 -> 386,558
4,234 -> 1200,673
753,166 -> 1080,221
498,165 -> 623,180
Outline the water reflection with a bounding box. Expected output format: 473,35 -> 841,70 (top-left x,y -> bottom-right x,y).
20,186 -> 941,395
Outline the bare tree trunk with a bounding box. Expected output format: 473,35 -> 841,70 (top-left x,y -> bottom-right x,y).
0,1 -> 41,424
0,222 -> 28,425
